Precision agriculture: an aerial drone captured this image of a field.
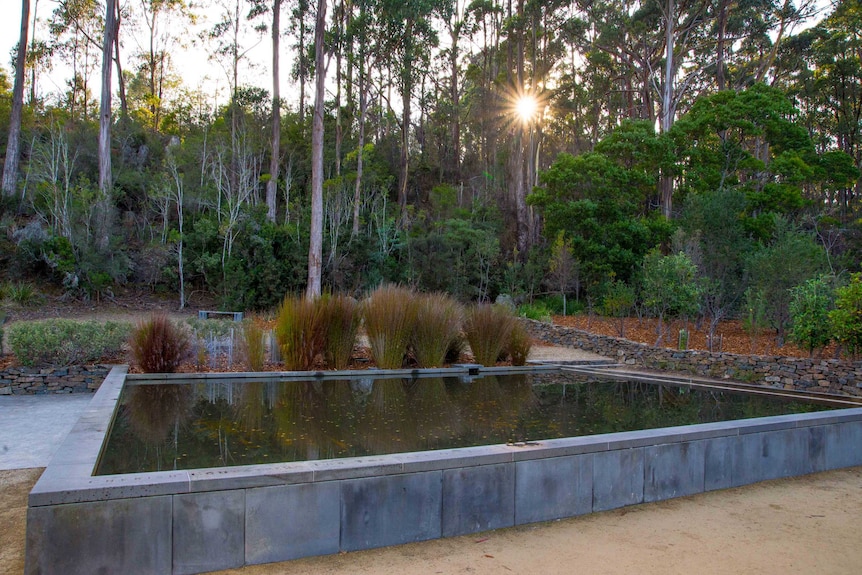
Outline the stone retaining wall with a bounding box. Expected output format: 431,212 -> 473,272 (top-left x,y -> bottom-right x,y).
0,365 -> 112,395
524,319 -> 862,397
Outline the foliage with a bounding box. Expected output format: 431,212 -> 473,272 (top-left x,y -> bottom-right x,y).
518,301 -> 553,322
362,285 -> 418,369
464,304 -> 516,366
318,293 -> 360,370
641,251 -> 701,345
130,315 -> 191,373
788,275 -> 836,356
506,322 -> 532,366
411,292 -> 463,368
3,282 -> 43,306
8,319 -> 131,367
745,220 -> 829,344
184,317 -> 237,338
275,295 -> 326,371
829,274 -> 862,359
602,280 -> 636,337
239,320 -> 267,371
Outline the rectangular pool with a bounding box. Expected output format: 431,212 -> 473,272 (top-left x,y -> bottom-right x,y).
26,365 -> 862,575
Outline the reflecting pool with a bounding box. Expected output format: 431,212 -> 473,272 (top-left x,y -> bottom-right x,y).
95,372 -> 829,475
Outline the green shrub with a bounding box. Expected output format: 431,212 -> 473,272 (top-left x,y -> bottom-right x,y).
318,293 -> 360,369
240,319 -> 266,371
829,273 -> 862,359
602,280 -> 636,337
185,317 -> 236,338
465,304 -> 516,366
130,315 -> 191,373
788,275 -> 835,356
363,285 -> 419,369
411,293 -> 463,368
518,301 -> 552,322
8,319 -> 131,367
276,295 -> 326,370
506,322 -> 532,366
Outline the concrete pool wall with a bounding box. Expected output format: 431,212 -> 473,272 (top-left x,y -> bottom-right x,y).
25,366 -> 862,575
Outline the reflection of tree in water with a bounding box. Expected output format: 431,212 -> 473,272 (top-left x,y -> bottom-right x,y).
272,382 -> 327,460
234,381 -> 269,437
123,384 -> 193,471
408,377 -> 463,450
126,384 -> 193,445
460,375 -> 540,443
360,379 -> 418,454
316,380 -> 358,459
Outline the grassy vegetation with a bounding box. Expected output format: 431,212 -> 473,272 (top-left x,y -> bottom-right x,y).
7,319 -> 131,367
363,285 -> 419,369
240,319 -> 267,371
276,295 -> 326,370
411,293 -> 463,368
319,293 -> 361,370
130,315 -> 191,373
465,304 -> 516,366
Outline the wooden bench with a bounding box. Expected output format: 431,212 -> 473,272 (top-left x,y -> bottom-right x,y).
197,310 -> 244,322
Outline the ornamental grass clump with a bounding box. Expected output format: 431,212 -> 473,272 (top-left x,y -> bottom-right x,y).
240,319 -> 267,371
363,285 -> 419,369
464,304 -> 516,366
319,293 -> 360,369
276,295 -> 326,370
130,314 -> 191,373
506,321 -> 532,366
411,293 -> 463,368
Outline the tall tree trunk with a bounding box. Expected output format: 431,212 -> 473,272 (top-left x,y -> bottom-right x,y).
266,0 -> 282,223
397,19 -> 414,226
334,0 -> 343,176
307,0 -> 327,298
2,0 -> 30,198
659,0 -> 676,219
97,0 -> 116,251
113,0 -> 127,119
28,0 -> 38,105
352,51 -> 368,237
716,0 -> 728,91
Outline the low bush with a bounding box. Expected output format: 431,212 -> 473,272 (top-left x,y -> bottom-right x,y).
130,315 -> 191,373
319,293 -> 360,370
5,282 -> 43,306
518,301 -> 552,322
363,285 -> 418,369
412,293 -> 462,368
506,322 -> 532,366
8,319 -> 131,367
276,295 -> 326,370
465,304 -> 516,366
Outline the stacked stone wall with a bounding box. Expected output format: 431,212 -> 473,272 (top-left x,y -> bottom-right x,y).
0,365 -> 111,395
524,320 -> 862,397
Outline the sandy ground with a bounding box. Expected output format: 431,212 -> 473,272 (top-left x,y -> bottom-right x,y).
2,467 -> 860,575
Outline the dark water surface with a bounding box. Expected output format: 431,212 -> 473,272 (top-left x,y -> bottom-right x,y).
95,372 -> 829,475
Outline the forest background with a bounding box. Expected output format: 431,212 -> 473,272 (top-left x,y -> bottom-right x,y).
1,0 -> 861,355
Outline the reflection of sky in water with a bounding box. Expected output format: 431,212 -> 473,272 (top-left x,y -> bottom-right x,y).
96,372 -> 828,475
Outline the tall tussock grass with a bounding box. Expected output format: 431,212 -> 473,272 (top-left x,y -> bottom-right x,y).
506,321 -> 532,366
411,293 -> 463,367
130,314 -> 191,373
363,285 -> 418,369
276,295 -> 326,370
240,319 -> 267,371
319,293 -> 360,369
464,304 -> 516,366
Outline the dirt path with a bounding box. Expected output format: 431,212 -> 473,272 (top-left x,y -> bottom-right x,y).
3,467 -> 860,575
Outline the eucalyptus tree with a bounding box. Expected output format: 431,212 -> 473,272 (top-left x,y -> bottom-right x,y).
307,0 -> 326,297
2,0 -> 29,198
97,0 -> 116,252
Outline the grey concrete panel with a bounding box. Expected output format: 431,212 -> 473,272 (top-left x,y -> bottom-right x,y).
514,454 -> 593,524
25,496 -> 171,575
644,441 -> 705,503
172,490 -> 245,575
823,421 -> 862,469
733,429 -> 808,487
246,482 -> 340,564
442,463 -> 515,537
704,436 -> 735,491
806,426 -> 827,473
592,448 -> 644,512
340,471 -> 443,551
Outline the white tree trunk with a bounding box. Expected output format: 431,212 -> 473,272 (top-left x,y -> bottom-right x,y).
2,0 -> 30,197
306,0 -> 327,298
266,0 -> 281,223
97,0 -> 116,251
